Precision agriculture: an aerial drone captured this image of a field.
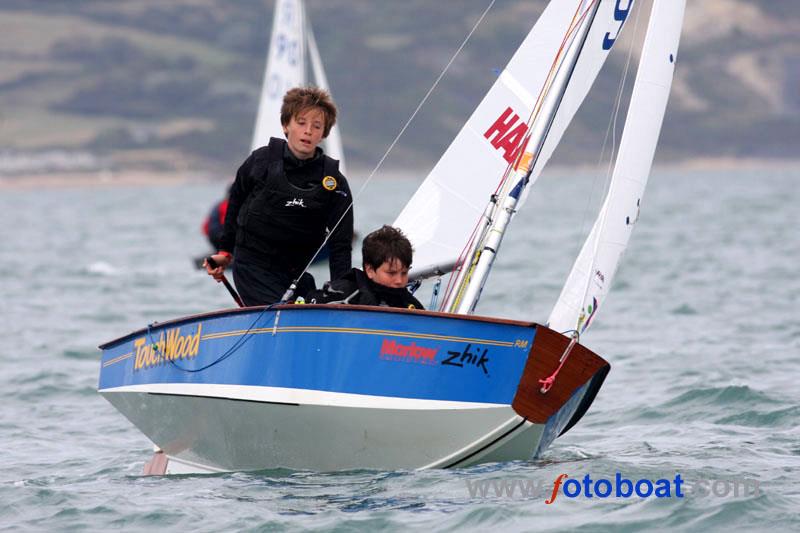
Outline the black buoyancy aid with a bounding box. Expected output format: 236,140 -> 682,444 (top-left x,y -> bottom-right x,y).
236,137 -> 341,257
310,268 -> 424,310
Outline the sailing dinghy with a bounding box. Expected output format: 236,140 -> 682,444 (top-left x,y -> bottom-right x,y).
99,0 -> 686,474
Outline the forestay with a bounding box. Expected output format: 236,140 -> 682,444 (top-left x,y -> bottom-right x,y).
548,0 -> 686,334
394,0 -> 636,276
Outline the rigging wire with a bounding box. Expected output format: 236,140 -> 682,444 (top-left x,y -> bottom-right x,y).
439,0 -> 597,311
289,0 -> 499,295
555,0 -> 644,333
159,2 -> 503,366
563,0 -> 644,292
602,0 -> 645,193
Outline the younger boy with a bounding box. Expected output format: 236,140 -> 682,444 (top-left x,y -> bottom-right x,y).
308,225 -> 423,310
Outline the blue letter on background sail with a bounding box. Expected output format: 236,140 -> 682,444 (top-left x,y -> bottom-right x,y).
602,0 -> 634,50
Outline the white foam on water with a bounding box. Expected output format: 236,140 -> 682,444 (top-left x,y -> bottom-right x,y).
86,261 -> 120,276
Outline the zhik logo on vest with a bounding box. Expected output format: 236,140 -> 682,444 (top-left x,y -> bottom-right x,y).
285,198 -> 306,208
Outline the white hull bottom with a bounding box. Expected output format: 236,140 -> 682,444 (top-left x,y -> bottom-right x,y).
102,388 -> 546,473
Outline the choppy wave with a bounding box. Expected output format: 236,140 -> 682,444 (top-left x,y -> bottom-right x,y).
1,170 -> 799,531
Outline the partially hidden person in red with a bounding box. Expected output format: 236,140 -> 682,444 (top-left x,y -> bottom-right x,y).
202,195 -> 229,251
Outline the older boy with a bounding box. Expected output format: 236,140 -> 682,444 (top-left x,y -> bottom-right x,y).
205,86 -> 354,305
308,225 -> 423,310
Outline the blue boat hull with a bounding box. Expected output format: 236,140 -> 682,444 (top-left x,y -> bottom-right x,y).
98,305 -> 608,472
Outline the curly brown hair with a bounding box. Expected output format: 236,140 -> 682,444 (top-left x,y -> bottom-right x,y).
280,86 -> 338,138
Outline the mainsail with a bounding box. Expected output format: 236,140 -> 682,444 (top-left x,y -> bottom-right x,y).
548,0 -> 686,334
394,0 -> 636,277
250,0 -> 345,169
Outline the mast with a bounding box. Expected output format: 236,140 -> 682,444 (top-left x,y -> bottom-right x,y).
447,0 -> 602,315
394,0 -> 630,282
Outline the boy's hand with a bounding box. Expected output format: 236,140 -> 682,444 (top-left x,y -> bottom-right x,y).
204,254 -> 232,282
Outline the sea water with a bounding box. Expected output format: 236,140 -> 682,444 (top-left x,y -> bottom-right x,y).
1,166 -> 798,531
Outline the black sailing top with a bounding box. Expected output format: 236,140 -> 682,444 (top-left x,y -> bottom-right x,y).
220,138 -> 354,280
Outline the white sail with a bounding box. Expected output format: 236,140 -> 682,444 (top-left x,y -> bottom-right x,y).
548,0 -> 686,334
395,0 -> 637,276
307,19 -> 347,175
251,0 -> 306,151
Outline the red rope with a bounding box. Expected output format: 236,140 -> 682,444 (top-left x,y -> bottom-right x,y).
539,335 -> 578,394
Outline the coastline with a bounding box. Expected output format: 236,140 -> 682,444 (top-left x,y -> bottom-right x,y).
1,157 -> 798,190
0,169 -> 215,190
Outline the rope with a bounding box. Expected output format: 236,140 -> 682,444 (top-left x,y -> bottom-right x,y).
439,0 -> 596,310
147,304 -> 278,373
539,331 -> 579,394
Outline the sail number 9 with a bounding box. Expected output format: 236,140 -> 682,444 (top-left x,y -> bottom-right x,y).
602,0 -> 634,50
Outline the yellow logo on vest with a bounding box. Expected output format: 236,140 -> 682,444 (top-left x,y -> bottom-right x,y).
322,175 -> 337,191
133,324 -> 202,371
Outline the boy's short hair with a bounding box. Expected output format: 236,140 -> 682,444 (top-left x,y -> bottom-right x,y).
362,225 -> 413,270
281,86 -> 337,138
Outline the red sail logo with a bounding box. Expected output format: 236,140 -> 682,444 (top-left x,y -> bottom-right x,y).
484,107 -> 529,164
379,339 -> 438,365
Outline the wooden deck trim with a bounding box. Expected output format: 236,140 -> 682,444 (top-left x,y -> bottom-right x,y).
511,326 -> 610,424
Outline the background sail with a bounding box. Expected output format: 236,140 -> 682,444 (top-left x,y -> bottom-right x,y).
548,0 -> 687,334
251,0 -> 306,151
394,0 -> 635,276
250,0 -> 347,169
